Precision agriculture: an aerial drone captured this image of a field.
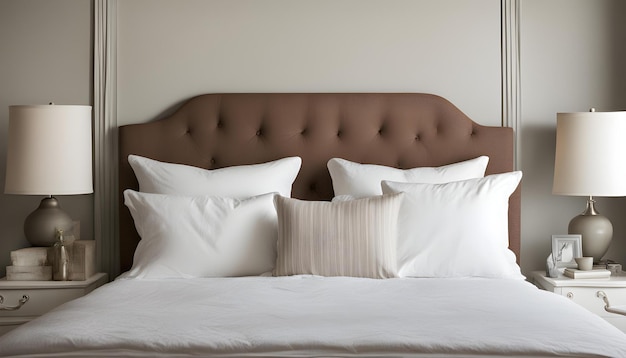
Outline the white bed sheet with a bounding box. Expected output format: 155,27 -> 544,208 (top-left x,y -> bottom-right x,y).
1,276 -> 626,357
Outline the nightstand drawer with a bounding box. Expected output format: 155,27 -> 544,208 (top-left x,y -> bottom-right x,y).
563,287 -> 626,318
532,271 -> 626,333
0,287 -> 88,317
0,273 -> 108,335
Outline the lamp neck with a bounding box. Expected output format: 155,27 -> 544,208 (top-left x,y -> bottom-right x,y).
38,196 -> 60,209
582,196 -> 600,216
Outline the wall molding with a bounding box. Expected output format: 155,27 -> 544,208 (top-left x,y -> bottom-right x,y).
501,0 -> 521,169
93,0 -> 119,277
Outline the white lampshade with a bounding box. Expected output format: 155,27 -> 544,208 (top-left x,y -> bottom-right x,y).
5,105 -> 93,195
553,110 -> 626,196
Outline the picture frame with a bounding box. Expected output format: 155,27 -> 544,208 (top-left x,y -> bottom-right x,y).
552,234 -> 582,269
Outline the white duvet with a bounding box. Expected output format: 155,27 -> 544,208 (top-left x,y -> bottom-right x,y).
1,276 -> 626,357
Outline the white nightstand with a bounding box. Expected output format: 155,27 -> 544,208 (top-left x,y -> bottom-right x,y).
0,272 -> 108,335
531,270 -> 626,333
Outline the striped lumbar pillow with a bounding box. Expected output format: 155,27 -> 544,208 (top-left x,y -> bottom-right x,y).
273,193 -> 403,279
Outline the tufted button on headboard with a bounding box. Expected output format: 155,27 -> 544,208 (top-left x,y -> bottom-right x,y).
119,93 -> 519,273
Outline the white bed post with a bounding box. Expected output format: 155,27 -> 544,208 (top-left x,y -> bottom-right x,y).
93,0 -> 119,278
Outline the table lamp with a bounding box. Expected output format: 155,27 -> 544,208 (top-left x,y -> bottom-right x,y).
4,104 -> 93,247
552,108 -> 626,262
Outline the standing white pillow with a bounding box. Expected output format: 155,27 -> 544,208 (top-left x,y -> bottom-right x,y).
128,155 -> 301,198
381,172 -> 523,279
327,156 -> 488,198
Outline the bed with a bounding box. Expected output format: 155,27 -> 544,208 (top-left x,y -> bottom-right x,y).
1,93 -> 626,357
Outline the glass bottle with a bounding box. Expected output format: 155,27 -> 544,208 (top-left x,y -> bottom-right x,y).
53,229 -> 72,281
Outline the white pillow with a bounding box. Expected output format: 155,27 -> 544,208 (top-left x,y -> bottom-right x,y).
327,156 -> 489,198
273,193 -> 404,279
128,155 -> 302,198
381,172 -> 523,279
122,190 -> 277,279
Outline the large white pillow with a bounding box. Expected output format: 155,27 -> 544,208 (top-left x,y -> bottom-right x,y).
381,172 -> 523,279
128,155 -> 302,197
327,156 -> 489,198
273,193 -> 404,279
122,190 -> 277,279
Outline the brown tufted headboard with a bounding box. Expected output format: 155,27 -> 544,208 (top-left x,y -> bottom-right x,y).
118,93 -> 520,273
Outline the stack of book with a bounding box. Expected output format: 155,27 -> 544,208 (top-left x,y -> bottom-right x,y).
563,268 -> 611,279
6,247 -> 52,281
5,239 -> 95,281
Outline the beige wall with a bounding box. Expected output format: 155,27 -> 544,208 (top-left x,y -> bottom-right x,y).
0,0 -> 93,277
1,0 -> 625,278
117,0 -> 502,126
520,0 -> 626,274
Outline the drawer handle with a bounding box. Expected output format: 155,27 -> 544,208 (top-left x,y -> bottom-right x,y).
0,294 -> 29,311
597,291 -> 626,316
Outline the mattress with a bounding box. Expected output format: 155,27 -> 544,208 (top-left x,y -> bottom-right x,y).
1,276 -> 625,357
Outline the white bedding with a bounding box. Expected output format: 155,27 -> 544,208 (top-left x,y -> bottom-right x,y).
1,276 -> 626,357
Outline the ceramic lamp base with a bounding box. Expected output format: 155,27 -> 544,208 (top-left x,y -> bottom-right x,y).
568,197 -> 613,263
24,197 -> 73,247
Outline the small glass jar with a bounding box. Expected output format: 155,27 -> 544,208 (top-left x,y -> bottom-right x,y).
607,263 -> 622,276
52,229 -> 72,281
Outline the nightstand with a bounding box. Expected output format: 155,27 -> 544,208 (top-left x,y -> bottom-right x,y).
531,270 -> 626,333
0,272 -> 108,335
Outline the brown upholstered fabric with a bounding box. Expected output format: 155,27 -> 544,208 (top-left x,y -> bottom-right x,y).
118,93 -> 519,273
